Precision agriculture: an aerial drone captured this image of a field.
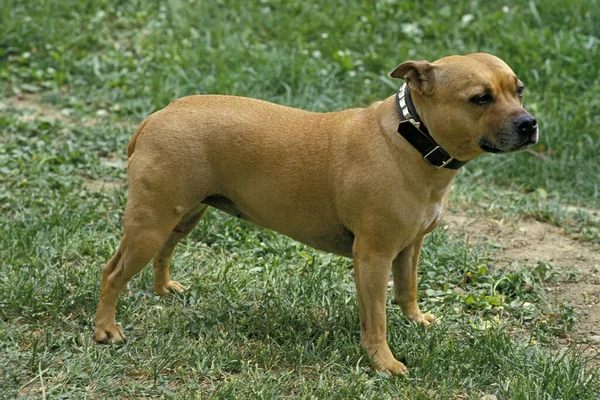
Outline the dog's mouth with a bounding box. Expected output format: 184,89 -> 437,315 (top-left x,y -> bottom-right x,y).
479,133 -> 538,154
479,136 -> 509,153
479,140 -> 503,153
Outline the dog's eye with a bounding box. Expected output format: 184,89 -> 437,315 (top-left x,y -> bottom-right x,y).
516,86 -> 525,98
470,94 -> 493,106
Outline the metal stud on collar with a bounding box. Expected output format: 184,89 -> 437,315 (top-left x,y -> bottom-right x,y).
397,83 -> 421,129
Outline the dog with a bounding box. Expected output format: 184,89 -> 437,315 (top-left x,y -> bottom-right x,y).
94,53 -> 538,375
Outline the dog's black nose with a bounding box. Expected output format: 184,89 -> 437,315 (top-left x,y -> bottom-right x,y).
514,114 -> 537,136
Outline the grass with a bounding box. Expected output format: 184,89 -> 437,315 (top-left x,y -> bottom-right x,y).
1,0 -> 599,398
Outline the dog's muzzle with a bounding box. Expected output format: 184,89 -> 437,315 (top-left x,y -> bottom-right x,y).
514,114 -> 538,145
479,113 -> 539,153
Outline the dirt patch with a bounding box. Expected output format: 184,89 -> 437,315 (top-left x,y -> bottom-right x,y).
0,93 -> 117,128
1,94 -> 128,192
84,177 -> 124,192
0,93 -> 70,123
444,212 -> 600,352
84,157 -> 127,192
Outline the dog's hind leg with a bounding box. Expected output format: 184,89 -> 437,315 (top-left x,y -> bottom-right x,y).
152,204 -> 209,296
391,236 -> 436,326
94,190 -> 187,344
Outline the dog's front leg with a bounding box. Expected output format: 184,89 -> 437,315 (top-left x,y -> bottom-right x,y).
391,236 -> 436,325
353,239 -> 406,375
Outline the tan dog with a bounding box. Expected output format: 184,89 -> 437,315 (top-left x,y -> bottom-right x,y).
94,53 -> 538,375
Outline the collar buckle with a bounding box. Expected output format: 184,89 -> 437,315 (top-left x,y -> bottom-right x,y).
423,146 -> 455,169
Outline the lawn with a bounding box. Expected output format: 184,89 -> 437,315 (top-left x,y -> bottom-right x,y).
1,0 -> 599,398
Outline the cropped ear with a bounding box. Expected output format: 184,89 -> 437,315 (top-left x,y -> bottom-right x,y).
389,60 -> 435,96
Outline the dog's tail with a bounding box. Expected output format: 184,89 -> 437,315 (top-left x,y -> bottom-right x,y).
127,118 -> 148,158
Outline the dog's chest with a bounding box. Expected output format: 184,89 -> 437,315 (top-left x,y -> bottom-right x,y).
421,201 -> 445,234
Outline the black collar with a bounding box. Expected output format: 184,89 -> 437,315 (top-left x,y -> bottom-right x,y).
395,84 -> 468,169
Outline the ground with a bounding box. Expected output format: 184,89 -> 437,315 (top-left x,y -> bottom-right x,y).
445,212 -> 600,352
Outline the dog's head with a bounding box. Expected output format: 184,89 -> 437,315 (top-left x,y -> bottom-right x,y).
391,53 -> 538,161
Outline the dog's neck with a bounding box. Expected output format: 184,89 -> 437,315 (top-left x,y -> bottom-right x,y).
395,84 -> 468,170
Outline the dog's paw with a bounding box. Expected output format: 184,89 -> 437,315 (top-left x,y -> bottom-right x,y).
155,280 -> 188,297
405,311 -> 438,327
363,341 -> 408,376
421,313 -> 437,327
94,323 -> 126,344
371,352 -> 408,376
376,358 -> 408,376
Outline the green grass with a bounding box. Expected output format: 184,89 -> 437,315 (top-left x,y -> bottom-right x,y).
1,0 -> 599,398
